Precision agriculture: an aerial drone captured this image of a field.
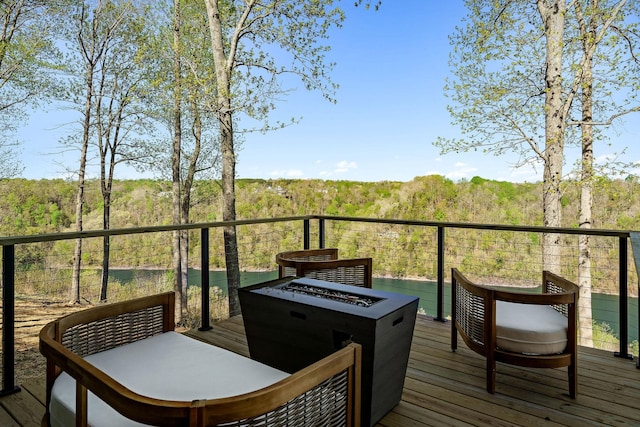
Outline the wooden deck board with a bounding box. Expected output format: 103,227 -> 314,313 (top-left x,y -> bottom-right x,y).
0,386 -> 42,427
4,315 -> 639,426
0,405 -> 20,427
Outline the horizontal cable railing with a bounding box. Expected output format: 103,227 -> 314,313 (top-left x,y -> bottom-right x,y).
1,215 -> 638,396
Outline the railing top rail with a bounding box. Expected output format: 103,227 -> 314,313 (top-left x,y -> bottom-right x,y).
310,215 -> 633,238
0,214 -> 633,247
0,215 -> 314,246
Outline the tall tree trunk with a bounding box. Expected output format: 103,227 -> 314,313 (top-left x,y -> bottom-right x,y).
172,0 -> 184,323
179,95 -> 203,319
577,2 -> 596,347
538,0 -> 567,274
71,181 -> 85,303
70,65 -> 94,304
100,193 -> 111,302
205,0 -> 242,316
578,111 -> 594,346
98,72 -> 108,303
221,117 -> 241,316
99,147 -> 115,302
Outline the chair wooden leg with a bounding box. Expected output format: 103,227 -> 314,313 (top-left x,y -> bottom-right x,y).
451,273 -> 458,352
568,362 -> 577,398
451,326 -> 458,351
486,357 -> 496,394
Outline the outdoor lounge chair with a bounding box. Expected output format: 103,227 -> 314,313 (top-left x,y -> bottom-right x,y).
276,248 -> 373,288
39,292 -> 362,427
451,268 -> 579,398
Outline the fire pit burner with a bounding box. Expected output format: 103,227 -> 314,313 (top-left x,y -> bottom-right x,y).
280,282 -> 381,307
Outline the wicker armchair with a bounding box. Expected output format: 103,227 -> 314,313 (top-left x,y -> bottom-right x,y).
451,268 -> 579,398
276,249 -> 373,288
40,292 -> 362,427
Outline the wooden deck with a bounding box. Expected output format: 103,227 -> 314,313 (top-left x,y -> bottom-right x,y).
2,315 -> 639,426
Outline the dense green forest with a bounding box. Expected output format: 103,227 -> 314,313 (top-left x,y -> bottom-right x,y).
1,175 -> 639,297
2,175 -> 639,235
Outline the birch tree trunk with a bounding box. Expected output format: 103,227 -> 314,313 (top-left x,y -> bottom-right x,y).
578,72 -> 594,347
172,0 -> 185,323
205,0 -> 242,316
576,0 -> 598,347
538,0 -> 567,274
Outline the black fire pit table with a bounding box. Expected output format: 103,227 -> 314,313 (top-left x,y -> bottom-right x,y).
239,276 -> 419,427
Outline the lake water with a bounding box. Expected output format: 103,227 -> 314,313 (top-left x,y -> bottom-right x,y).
109,268 -> 638,342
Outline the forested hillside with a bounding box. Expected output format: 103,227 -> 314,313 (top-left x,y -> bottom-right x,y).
2,175 -> 639,295
2,175 -> 639,236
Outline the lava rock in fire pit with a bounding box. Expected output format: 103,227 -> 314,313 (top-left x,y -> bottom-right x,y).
280,282 -> 380,307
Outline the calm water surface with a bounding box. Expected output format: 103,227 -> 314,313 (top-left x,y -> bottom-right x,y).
109,269 -> 638,341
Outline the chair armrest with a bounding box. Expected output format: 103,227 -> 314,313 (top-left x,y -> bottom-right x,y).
543,270 -> 580,295
451,268 -> 493,354
201,342 -> 362,426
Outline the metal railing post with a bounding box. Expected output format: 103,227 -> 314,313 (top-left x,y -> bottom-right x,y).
1,244 -> 20,396
615,236 -> 632,359
303,219 -> 310,249
318,218 -> 325,249
435,226 -> 446,322
199,228 -> 212,331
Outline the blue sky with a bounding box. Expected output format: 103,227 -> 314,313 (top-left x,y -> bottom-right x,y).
237,1 -> 486,183
17,1 -> 640,183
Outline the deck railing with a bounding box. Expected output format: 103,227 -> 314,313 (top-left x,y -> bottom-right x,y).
1,215 -> 638,396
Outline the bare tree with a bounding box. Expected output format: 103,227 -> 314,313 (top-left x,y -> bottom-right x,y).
66,0 -> 130,303
92,1 -> 156,302
136,0 -> 221,322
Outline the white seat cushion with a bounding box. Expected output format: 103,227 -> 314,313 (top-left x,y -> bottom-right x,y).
496,301 -> 568,355
50,331 -> 289,427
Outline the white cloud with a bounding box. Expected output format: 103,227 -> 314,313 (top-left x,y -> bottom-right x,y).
335,160 -> 358,173
445,162 -> 478,180
445,170 -> 474,180
319,160 -> 358,177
